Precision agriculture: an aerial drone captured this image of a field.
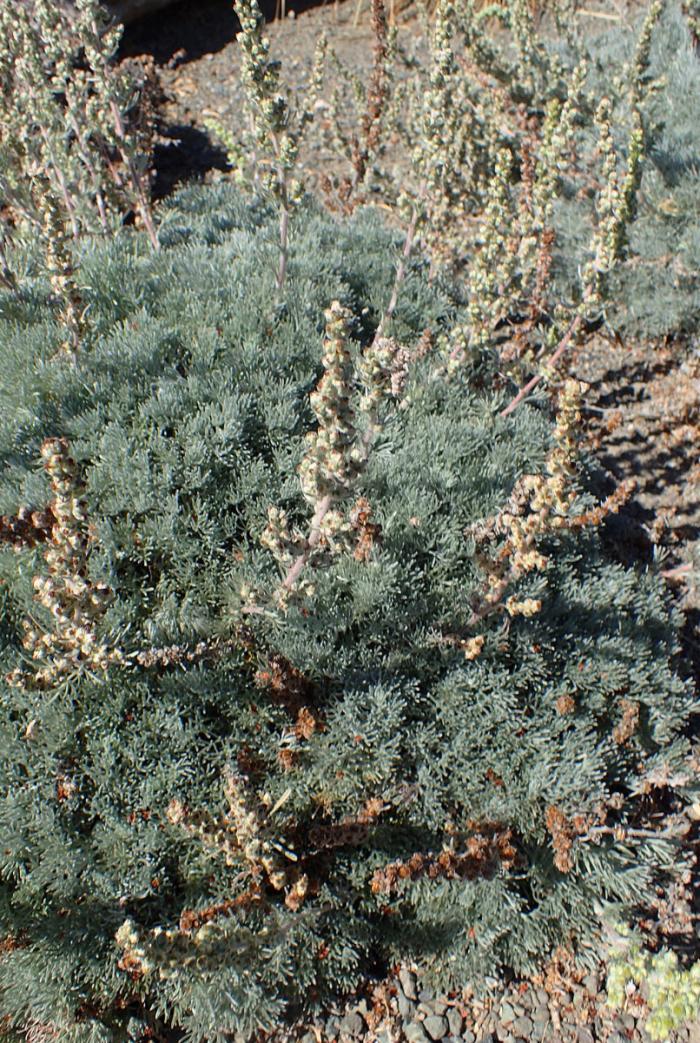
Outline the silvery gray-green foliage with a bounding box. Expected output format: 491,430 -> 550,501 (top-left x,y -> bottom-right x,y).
552,3 -> 700,339
0,185 -> 694,1041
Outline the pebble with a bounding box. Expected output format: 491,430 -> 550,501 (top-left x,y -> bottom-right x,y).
462,1032 -> 476,1043
419,998 -> 448,1017
398,992 -> 416,1018
339,1011 -> 364,1037
423,1014 -> 449,1040
499,1002 -> 516,1024
512,1015 -> 533,1036
577,1028 -> 595,1043
516,988 -> 533,1010
446,1007 -> 463,1036
405,1023 -> 430,1043
583,973 -> 600,994
400,968 -> 419,1001
531,1009 -> 550,1040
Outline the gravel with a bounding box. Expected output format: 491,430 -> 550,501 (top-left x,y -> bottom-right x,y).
268,958 -> 700,1043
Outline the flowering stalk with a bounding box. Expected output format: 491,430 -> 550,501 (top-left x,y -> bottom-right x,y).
463,380 -> 632,649
349,0 -> 393,194
500,82 -> 650,416
74,0 -> 159,250
259,302 -> 408,606
6,438 -> 125,690
0,230 -> 18,292
0,0 -> 158,294
233,0 -> 324,290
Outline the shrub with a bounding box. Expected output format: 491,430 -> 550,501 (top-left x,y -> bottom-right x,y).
0,185 -> 694,1041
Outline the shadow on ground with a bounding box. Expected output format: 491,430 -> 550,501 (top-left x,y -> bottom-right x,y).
119,0 -> 340,65
151,124 -> 230,199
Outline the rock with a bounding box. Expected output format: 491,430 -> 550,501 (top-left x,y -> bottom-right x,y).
418,988 -> 434,1003
398,992 -> 416,1018
577,1028 -> 595,1043
531,1009 -> 550,1040
418,998 -> 448,1017
339,1011 -> 365,1038
499,1002 -> 516,1024
516,988 -> 533,1010
512,1016 -> 533,1036
405,1024 -> 430,1043
687,1022 -> 700,1043
423,1014 -> 449,1040
583,973 -> 600,995
446,1007 -> 463,1036
399,968 -> 419,1001
495,1024 -> 511,1042
462,1032 -> 476,1043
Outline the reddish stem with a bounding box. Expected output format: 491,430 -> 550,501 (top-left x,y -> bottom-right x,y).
281,494 -> 334,592
499,314 -> 583,418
